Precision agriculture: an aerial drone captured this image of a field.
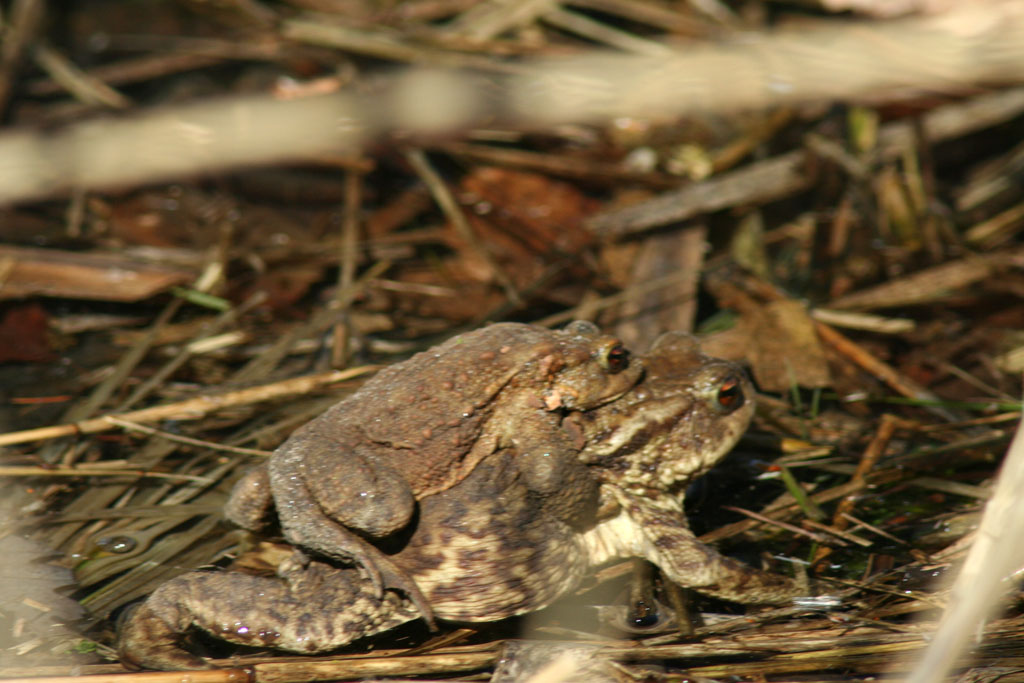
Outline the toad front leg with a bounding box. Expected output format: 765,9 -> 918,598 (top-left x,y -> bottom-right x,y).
224,464 -> 275,531
117,554 -> 419,671
588,489 -> 810,605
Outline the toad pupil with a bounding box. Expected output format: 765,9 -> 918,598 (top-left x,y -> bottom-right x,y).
630,600 -> 661,628
716,377 -> 744,412
604,345 -> 630,373
97,535 -> 137,553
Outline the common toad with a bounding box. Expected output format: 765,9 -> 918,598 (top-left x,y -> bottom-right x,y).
117,330 -> 812,670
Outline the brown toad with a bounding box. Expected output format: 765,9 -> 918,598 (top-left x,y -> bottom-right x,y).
118,330 -> 813,670
221,322 -> 637,619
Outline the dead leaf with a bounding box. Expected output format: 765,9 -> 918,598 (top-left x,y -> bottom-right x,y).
459,167 -> 598,257
830,246 -> 1024,310
746,299 -> 833,392
0,303 -> 55,363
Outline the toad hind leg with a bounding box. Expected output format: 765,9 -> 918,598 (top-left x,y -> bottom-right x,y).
117,559 -> 419,671
269,443 -> 436,628
223,455 -> 435,627
272,499 -> 437,629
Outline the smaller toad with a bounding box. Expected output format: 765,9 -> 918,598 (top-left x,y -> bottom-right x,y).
573,331 -> 804,606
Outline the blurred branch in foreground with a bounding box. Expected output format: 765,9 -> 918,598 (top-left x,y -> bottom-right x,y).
2,2 -> 1024,204
903,401 -> 1024,682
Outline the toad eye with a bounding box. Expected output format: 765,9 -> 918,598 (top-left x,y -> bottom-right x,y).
600,343 -> 630,374
629,600 -> 661,629
715,376 -> 745,413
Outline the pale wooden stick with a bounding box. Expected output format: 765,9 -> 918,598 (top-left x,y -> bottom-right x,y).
0,671 -> 251,683
0,366 -> 377,448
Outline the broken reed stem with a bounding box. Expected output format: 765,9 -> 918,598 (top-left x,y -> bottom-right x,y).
813,413 -> 909,567
119,290 -> 268,411
0,365 -> 378,448
404,147 -> 521,305
104,417 -> 273,457
532,269 -> 697,328
0,650 -> 498,683
64,297 -> 183,424
721,505 -> 837,545
833,414 -> 906,529
0,466 -> 212,482
252,651 -> 497,682
699,467 -> 904,544
231,259 -> 391,384
332,168 -> 362,368
813,320 -> 959,422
